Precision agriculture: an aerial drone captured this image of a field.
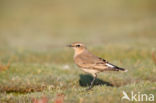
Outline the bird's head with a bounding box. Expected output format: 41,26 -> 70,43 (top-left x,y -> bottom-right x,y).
67,42 -> 87,54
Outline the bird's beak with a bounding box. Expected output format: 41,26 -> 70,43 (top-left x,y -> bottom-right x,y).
66,44 -> 73,47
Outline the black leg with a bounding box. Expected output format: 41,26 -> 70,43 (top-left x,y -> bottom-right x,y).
86,74 -> 97,90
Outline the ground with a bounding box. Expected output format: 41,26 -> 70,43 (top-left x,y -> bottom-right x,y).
0,39 -> 156,103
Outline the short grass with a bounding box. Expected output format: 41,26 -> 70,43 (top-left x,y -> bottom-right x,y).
0,44 -> 156,103
0,0 -> 156,103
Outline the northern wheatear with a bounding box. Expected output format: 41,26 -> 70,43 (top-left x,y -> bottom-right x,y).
67,42 -> 127,90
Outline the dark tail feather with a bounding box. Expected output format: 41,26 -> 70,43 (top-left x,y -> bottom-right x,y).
106,63 -> 128,72
114,66 -> 128,72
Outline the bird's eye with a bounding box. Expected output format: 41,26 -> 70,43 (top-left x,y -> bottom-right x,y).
76,45 -> 80,47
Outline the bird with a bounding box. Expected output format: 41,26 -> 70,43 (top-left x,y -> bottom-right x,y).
67,42 -> 127,90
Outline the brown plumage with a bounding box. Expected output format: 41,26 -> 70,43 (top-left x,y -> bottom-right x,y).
67,42 -> 127,90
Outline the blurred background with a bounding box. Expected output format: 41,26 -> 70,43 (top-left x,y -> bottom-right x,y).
0,0 -> 156,50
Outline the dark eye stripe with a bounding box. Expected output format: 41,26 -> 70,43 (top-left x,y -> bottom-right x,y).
76,45 -> 80,47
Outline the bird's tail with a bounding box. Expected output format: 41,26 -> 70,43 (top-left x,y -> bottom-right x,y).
106,63 -> 128,72
114,66 -> 128,72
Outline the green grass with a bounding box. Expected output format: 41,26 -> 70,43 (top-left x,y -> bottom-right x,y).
0,0 -> 156,103
0,45 -> 156,103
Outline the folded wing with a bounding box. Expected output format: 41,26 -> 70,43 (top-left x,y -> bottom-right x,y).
74,51 -> 126,72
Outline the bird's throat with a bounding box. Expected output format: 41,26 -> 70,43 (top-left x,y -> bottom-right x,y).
74,48 -> 85,57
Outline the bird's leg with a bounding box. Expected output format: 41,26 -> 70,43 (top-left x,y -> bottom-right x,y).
87,74 -> 97,90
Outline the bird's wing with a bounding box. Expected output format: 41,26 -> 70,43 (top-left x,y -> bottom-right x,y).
92,58 -> 121,71
74,51 -> 125,71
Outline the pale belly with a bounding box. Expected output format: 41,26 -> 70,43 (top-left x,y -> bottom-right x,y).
81,68 -> 99,74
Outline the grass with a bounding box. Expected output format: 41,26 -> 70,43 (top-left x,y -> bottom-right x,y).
0,0 -> 156,103
0,45 -> 156,103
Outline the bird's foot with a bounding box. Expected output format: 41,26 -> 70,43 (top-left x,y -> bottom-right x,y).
86,86 -> 93,91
